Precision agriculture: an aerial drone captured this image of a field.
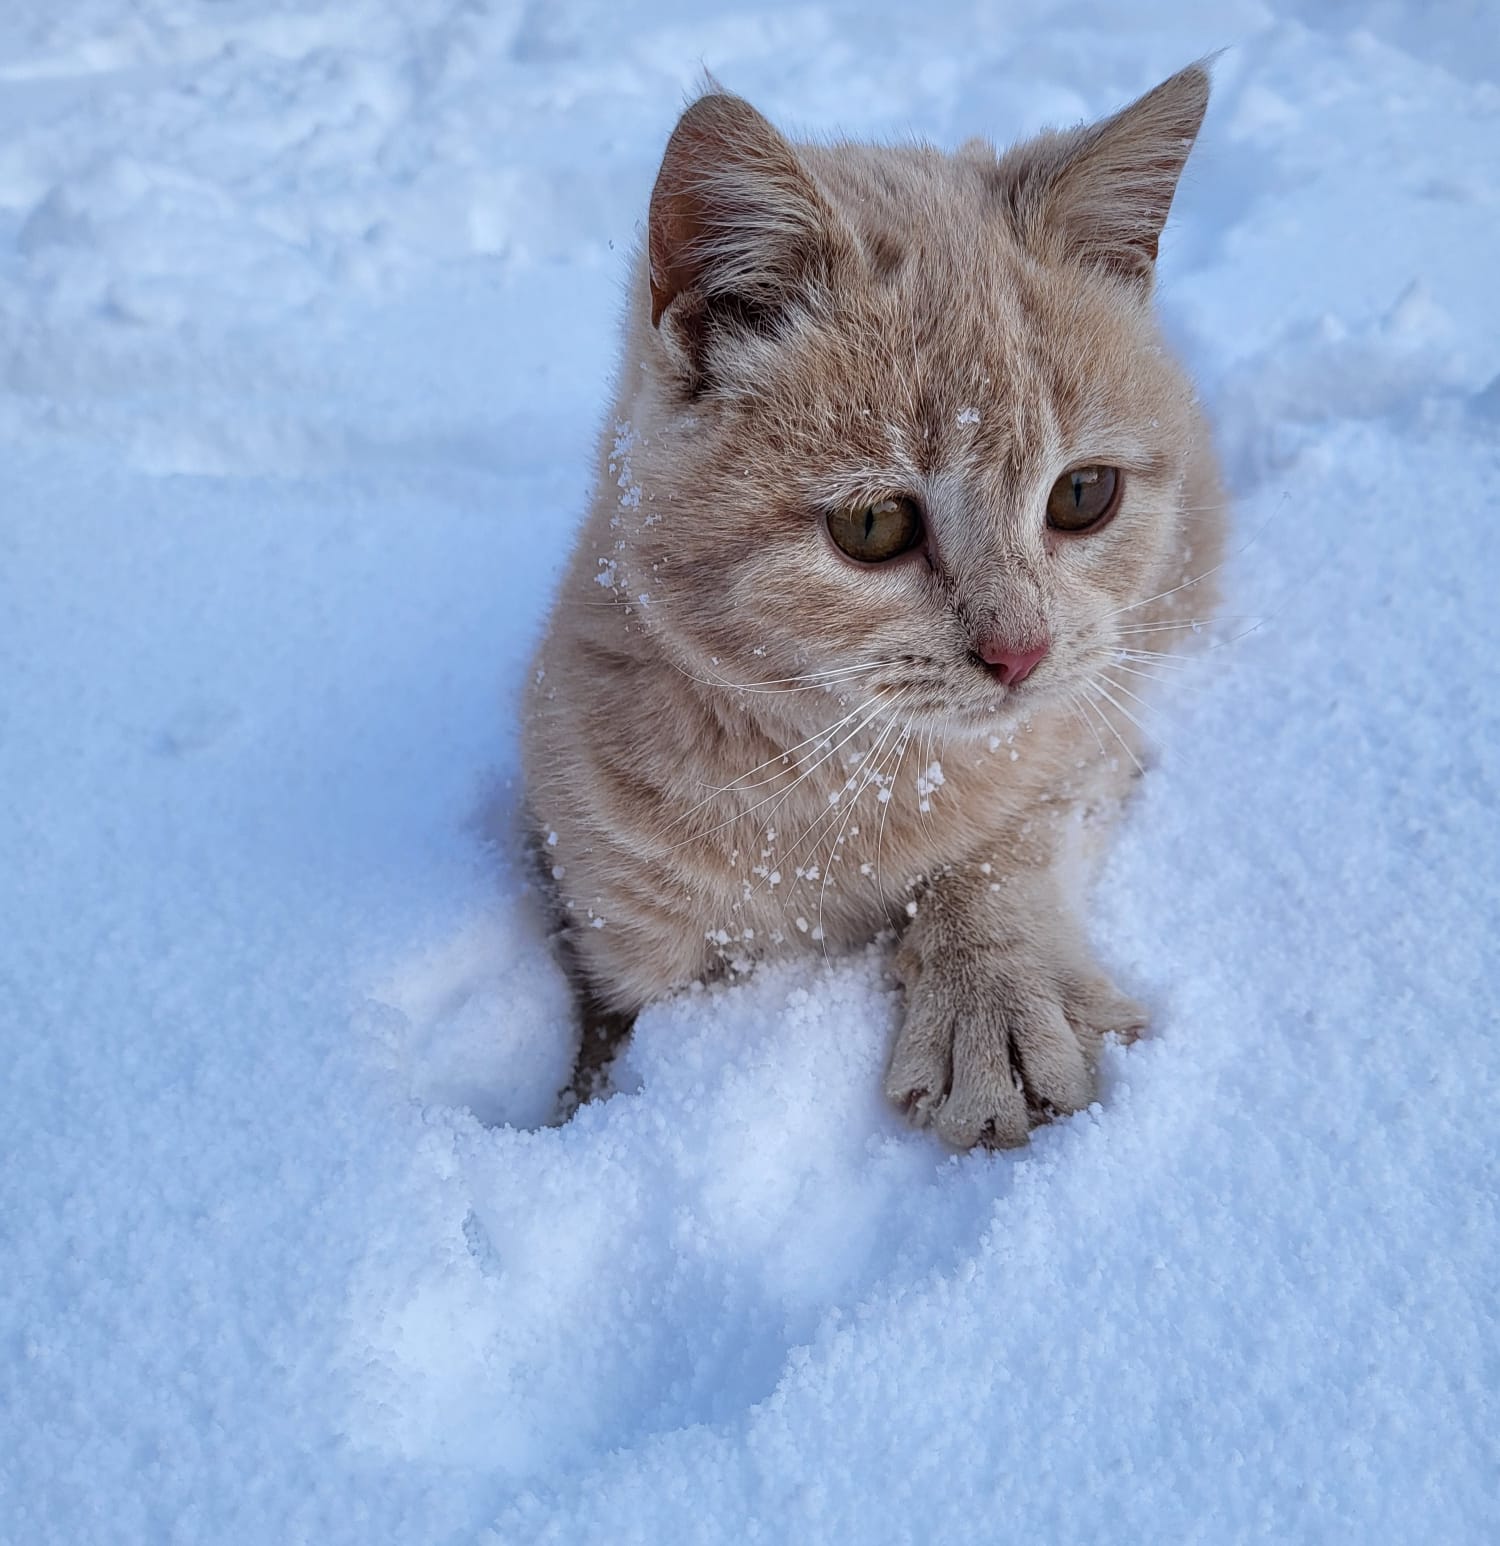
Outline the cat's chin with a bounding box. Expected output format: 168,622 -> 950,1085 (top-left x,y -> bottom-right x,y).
937,680 -> 1080,739
921,699 -> 1035,740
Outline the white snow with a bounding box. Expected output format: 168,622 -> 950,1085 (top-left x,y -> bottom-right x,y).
2,3 -> 1497,1543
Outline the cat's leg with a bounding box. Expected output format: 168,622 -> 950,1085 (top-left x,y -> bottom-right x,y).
541,920 -> 629,1120
555,994 -> 636,1119
544,884 -> 711,1122
885,864 -> 1146,1148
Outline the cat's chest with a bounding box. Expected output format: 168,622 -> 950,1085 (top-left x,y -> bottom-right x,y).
678,714 -> 1097,954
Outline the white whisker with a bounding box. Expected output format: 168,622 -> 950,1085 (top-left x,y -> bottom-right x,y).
1099,671 -> 1168,717
684,693 -> 883,799
741,692 -> 900,859
813,698 -> 913,946
873,706 -> 916,934
1066,687 -> 1108,760
1106,662 -> 1203,696
1082,685 -> 1146,776
1113,647 -> 1198,670
668,657 -> 885,695
664,691 -> 893,854
1107,497 -> 1285,622
669,694 -> 883,830
1089,677 -> 1152,742
772,705 -> 907,896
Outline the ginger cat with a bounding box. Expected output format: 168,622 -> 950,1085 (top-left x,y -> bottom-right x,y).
524,65 -> 1224,1148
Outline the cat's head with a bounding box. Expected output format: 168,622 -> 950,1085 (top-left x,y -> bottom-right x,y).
621,66 -> 1214,737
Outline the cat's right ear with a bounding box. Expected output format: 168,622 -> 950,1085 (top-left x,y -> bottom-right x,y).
994,63 -> 1211,291
647,93 -> 844,385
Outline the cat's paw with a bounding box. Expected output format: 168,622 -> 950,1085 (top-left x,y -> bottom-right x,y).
885,947 -> 1146,1149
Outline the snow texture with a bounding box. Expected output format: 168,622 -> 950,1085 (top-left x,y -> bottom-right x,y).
2,2 -> 1497,1542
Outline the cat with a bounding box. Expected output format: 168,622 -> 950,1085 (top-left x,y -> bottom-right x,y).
523,63 -> 1225,1148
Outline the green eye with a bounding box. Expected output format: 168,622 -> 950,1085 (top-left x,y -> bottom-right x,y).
827,496 -> 924,562
1047,466 -> 1122,532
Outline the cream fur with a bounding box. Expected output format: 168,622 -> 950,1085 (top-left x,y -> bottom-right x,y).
523,65 -> 1226,1147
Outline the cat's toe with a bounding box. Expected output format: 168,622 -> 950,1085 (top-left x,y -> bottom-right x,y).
1008,999 -> 1094,1117
933,1067 -> 1030,1150
884,1056 -> 948,1129
934,981 -> 1095,1147
889,955 -> 1117,1148
884,988 -> 954,1128
1063,973 -> 1149,1049
899,1085 -> 946,1127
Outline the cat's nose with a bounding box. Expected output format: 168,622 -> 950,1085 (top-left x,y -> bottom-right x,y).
975,634 -> 1050,687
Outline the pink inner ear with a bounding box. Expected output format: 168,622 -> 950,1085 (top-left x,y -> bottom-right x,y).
644,92 -> 841,333
647,94 -> 769,330
648,186 -> 701,328
648,106 -> 726,327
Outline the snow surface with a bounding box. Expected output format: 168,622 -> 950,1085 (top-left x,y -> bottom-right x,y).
2,2 -> 1497,1542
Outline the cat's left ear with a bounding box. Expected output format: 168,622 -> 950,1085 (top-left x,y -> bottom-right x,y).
646,92 -> 851,388
996,63 -> 1211,290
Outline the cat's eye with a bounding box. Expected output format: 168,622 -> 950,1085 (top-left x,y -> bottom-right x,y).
1046,466 -> 1122,533
826,496 -> 924,563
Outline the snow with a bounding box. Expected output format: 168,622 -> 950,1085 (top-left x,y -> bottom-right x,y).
1,2 -> 1496,1542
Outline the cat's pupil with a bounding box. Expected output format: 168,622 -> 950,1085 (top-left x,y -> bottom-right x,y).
825,495 -> 924,562
1046,465 -> 1120,532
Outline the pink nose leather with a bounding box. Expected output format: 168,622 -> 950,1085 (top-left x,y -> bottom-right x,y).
976,635 -> 1049,687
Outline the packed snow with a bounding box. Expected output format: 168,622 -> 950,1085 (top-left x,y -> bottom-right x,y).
2,2 -> 1496,1542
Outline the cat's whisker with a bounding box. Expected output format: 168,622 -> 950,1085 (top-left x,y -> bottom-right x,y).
682,691 -> 889,803
1110,661 -> 1201,689
779,708 -> 904,889
1114,615 -> 1261,637
1113,618 -> 1261,643
1106,660 -> 1206,696
760,692 -> 913,908
1104,566 -> 1219,621
826,698 -> 916,940
721,660 -> 888,690
664,692 -> 895,854
741,691 -> 903,862
873,707 -> 916,935
1169,500 -> 1240,520
1088,677 -> 1153,745
1065,687 -> 1109,761
1113,647 -> 1198,669
794,693 -> 913,935
1115,656 -> 1212,686
1070,689 -> 1138,779
1112,524 -> 1326,671
1098,670 -> 1173,717
696,676 -> 885,696
668,693 -> 884,830
1205,530 -> 1338,655
668,657 -> 885,696
1107,497 -> 1285,622
916,724 -> 935,830
813,698 -> 913,947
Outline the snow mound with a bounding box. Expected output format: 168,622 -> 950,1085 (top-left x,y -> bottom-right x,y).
1,2 -> 1496,1543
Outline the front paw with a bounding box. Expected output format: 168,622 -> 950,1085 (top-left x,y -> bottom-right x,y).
885,949 -> 1146,1150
